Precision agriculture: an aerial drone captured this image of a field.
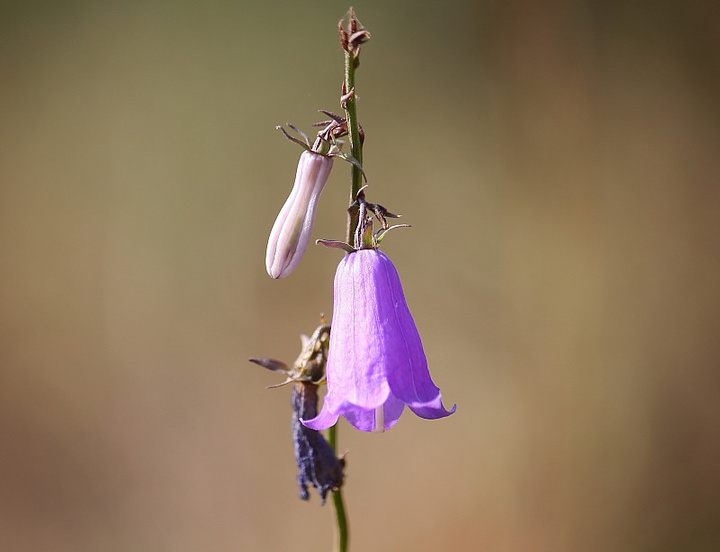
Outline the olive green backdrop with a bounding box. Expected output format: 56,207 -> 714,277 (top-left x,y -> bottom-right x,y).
1,1 -> 719,550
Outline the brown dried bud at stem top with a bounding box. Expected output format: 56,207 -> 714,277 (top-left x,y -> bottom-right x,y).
339,7 -> 370,58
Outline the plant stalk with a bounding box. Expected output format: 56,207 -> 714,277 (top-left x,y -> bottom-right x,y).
343,46 -> 363,244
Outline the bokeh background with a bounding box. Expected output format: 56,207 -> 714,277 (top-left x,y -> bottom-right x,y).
1,1 -> 719,550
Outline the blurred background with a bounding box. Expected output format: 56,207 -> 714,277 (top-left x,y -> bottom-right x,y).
1,0 -> 719,550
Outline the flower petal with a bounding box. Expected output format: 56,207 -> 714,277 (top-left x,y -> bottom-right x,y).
369,250 -> 448,405
407,394 -> 457,420
301,404 -> 340,431
322,251 -> 393,409
342,394 -> 405,432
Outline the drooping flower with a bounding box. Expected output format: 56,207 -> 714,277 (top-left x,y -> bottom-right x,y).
265,150 -> 333,278
303,249 -> 456,432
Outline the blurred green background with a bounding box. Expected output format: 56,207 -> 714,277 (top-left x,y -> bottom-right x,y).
1,1 -> 719,550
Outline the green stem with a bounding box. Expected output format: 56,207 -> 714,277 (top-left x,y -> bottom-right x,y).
328,423 -> 338,451
328,424 -> 349,552
344,49 -> 363,245
331,483 -> 349,552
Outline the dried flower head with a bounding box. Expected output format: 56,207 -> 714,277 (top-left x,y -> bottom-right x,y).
250,323 -> 344,502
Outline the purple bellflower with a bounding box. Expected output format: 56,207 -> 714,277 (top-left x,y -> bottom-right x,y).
303,248 -> 456,432
266,150 -> 333,279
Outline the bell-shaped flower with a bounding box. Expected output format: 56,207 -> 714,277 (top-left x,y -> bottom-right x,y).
303,248 -> 456,432
265,150 -> 333,278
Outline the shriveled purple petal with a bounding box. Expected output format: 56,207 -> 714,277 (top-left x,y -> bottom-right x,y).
292,382 -> 343,502
265,151 -> 333,279
303,249 -> 455,433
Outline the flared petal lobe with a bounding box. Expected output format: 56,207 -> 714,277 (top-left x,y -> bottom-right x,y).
265,151 -> 333,278
303,249 -> 455,432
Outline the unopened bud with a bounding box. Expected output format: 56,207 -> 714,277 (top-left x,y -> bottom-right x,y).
265,151 -> 333,278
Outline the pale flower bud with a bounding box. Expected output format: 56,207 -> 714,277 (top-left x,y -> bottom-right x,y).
265,151 -> 334,278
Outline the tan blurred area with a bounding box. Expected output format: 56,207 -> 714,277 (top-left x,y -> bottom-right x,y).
1,1 -> 719,550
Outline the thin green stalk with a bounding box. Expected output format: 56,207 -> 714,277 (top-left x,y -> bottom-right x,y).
331,484 -> 349,552
328,424 -> 349,552
344,48 -> 363,245
328,422 -> 339,451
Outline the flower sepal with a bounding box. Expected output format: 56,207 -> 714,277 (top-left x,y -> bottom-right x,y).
315,239 -> 356,254
316,186 -> 409,253
249,321 -> 331,387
